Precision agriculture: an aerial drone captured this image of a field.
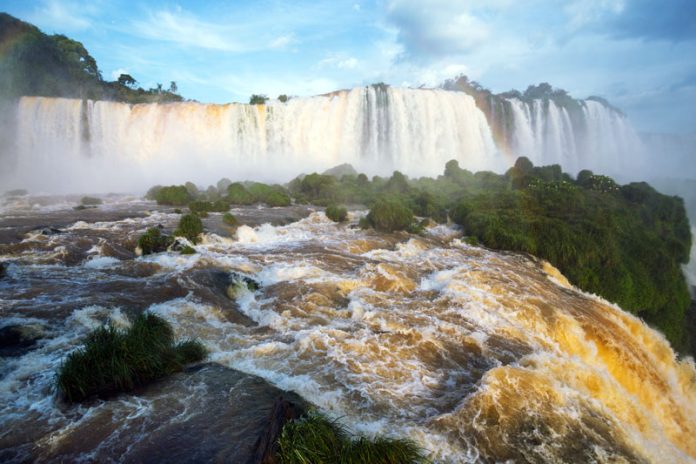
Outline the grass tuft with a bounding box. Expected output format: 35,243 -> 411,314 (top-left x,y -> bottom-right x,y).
56,313 -> 206,402
277,412 -> 427,464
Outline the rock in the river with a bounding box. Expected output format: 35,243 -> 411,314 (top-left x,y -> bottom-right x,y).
0,324 -> 44,357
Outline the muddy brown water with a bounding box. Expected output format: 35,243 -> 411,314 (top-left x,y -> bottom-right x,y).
1,195 -> 695,463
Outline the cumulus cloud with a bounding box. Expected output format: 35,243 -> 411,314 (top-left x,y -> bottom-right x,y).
385,0 -> 491,59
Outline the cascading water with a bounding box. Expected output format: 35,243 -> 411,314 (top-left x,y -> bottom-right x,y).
6,87 -> 500,193
3,86 -> 655,194
504,98 -> 646,176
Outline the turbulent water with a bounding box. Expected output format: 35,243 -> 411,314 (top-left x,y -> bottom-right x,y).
0,86 -> 652,193
1,197 -> 694,463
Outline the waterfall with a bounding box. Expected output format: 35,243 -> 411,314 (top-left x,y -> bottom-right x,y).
504,97 -> 646,177
7,87 -> 500,193
3,86 -> 651,193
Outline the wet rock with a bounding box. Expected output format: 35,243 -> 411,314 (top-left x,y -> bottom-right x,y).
248,396 -> 305,464
0,262 -> 6,279
39,227 -> 64,236
0,324 -> 44,357
25,364 -> 307,463
181,269 -> 257,326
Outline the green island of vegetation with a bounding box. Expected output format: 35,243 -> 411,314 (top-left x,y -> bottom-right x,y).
57,313 -> 206,402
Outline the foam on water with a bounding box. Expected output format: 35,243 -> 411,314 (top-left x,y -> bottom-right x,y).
1,209 -> 695,463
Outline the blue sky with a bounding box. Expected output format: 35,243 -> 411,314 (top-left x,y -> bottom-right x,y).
2,0 -> 696,133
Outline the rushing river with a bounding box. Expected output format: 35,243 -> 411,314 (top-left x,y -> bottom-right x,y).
0,196 -> 695,463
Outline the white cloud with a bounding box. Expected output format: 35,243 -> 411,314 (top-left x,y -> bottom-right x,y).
565,0 -> 626,30
130,10 -> 248,52
110,68 -> 129,81
319,54 -> 359,69
269,34 -> 297,50
28,0 -> 94,31
385,0 -> 495,59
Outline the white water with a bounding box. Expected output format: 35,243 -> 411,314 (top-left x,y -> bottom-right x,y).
7,88 -> 499,193
2,87 -> 656,193
505,98 -> 647,178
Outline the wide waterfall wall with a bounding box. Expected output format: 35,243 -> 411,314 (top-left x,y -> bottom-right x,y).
500,98 -> 646,177
2,86 -> 655,194
5,87 -> 500,193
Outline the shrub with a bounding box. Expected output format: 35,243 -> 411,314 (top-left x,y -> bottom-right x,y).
277,412 -> 426,464
222,212 -> 238,227
175,214 -> 204,244
249,94 -> 268,105
154,185 -> 191,206
246,183 -> 291,206
227,182 -> 256,205
188,200 -> 230,214
137,227 -> 174,255
326,204 -> 348,222
365,198 -> 415,232
56,313 -> 206,402
80,196 -> 102,206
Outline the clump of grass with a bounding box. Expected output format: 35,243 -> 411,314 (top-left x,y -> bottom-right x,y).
325,204 -> 348,223
277,412 -> 427,464
56,313 -> 206,403
175,213 -> 204,244
137,227 -> 174,255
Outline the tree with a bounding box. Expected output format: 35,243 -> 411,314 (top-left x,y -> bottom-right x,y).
156,83 -> 163,94
249,94 -> 268,105
169,81 -> 178,93
278,94 -> 289,103
117,74 -> 136,88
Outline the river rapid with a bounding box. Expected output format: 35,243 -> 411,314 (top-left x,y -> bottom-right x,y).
0,195 -> 695,463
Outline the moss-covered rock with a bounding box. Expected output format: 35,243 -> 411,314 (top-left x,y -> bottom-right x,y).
80,196 -> 102,206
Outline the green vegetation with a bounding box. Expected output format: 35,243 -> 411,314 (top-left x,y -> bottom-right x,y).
247,183 -> 292,207
175,214 -> 204,244
153,185 -> 191,206
142,158 -> 692,351
277,412 -> 426,464
365,198 -> 416,232
179,245 -> 196,255
222,212 -> 239,227
0,13 -> 184,103
249,94 -> 269,105
80,196 -> 102,206
137,227 -> 174,255
188,199 -> 229,214
226,182 -> 256,205
326,205 -> 348,223
56,313 -> 206,402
